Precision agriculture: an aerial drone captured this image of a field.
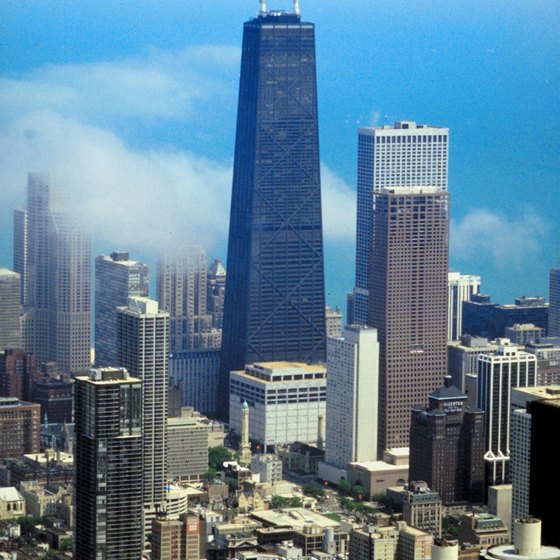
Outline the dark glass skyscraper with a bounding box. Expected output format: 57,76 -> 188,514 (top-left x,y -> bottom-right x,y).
220,8 -> 326,420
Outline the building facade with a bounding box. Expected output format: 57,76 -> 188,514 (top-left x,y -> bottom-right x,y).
354,121 -> 448,325
0,349 -> 37,401
448,272 -> 481,341
207,258 -> 226,330
230,362 -> 326,448
410,377 -> 485,505
220,9 -> 327,421
549,265 -> 560,337
0,269 -> 21,350
19,173 -> 91,373
157,249 -> 219,353
402,481 -> 443,538
95,251 -> 149,366
369,185 -> 449,455
324,326 -> 379,469
117,297 -> 169,526
74,368 -> 143,559
477,341 -> 537,487
0,397 -> 40,460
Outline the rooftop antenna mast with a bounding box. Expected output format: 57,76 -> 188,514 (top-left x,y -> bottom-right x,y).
293,0 -> 300,15
259,0 -> 267,14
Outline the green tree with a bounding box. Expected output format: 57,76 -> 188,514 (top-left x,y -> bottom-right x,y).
302,483 -> 325,498
16,515 -> 41,534
372,492 -> 386,503
224,476 -> 239,490
271,495 -> 303,508
352,484 -> 367,500
208,446 -> 233,470
337,478 -> 352,495
60,537 -> 73,551
202,467 -> 218,482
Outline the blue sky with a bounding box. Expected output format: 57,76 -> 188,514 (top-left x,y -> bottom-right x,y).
0,0 -> 558,310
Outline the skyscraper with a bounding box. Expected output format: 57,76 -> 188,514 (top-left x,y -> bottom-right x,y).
369,185 -> 449,455
354,122 -> 448,324
0,269 -> 21,350
74,367 -> 143,559
220,5 -> 326,419
18,173 -> 91,373
157,249 -> 218,352
321,326 -> 379,479
117,297 -> 168,533
95,251 -> 149,366
207,258 -> 226,330
549,264 -> 560,336
410,377 -> 485,505
477,341 -> 536,487
447,272 -> 481,341
12,208 -> 27,306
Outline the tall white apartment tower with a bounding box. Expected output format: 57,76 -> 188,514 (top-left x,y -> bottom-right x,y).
353,121 -> 448,324
95,252 -> 149,366
477,341 -> 536,488
117,297 -> 169,537
324,326 -> 379,469
448,272 -> 481,341
549,264 -> 560,336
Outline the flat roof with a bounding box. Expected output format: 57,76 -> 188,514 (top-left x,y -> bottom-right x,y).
250,508 -> 339,531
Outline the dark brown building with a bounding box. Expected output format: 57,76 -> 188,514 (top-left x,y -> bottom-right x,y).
369,187 -> 449,454
0,349 -> 38,401
410,377 -> 485,505
0,397 -> 40,459
32,377 -> 73,424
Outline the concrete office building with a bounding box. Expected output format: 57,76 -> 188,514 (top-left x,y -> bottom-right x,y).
549,265 -> 560,336
354,121 -> 448,326
319,326 -> 379,483
0,269 -> 21,350
117,297 -> 169,531
403,481 -> 443,538
94,251 -> 149,366
477,341 -> 537,487
369,185 -> 449,455
230,362 -> 326,448
74,368 -> 143,560
448,272 -> 481,341
169,349 -> 220,417
325,307 -> 343,339
167,407 -> 224,482
18,173 -> 91,373
157,249 -> 219,353
504,324 -> 545,346
219,8 -> 327,422
525,337 -> 560,386
0,397 -> 40,460
448,335 -> 497,392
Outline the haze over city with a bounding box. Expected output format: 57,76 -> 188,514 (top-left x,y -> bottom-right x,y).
0,0 -> 558,309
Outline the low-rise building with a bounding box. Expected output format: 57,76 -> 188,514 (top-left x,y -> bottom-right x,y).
0,487 -> 25,520
458,512 -> 509,548
402,482 -> 442,537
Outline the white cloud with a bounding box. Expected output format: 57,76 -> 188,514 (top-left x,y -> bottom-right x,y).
451,208 -> 549,269
321,165 -> 356,244
0,45 -> 240,124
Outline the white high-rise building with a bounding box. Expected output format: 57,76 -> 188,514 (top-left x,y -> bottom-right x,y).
117,297 -> 169,539
549,264 -> 560,336
353,121 -> 449,324
448,272 -> 481,341
0,269 -> 21,350
19,173 -> 91,373
95,252 -> 149,366
324,326 -> 379,469
477,341 -> 537,487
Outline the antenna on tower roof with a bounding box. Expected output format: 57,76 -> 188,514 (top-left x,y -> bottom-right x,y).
259,0 -> 267,14
294,0 -> 300,15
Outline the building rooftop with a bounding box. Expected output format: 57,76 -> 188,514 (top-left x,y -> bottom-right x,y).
250,508 -> 339,531
0,487 -> 24,502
